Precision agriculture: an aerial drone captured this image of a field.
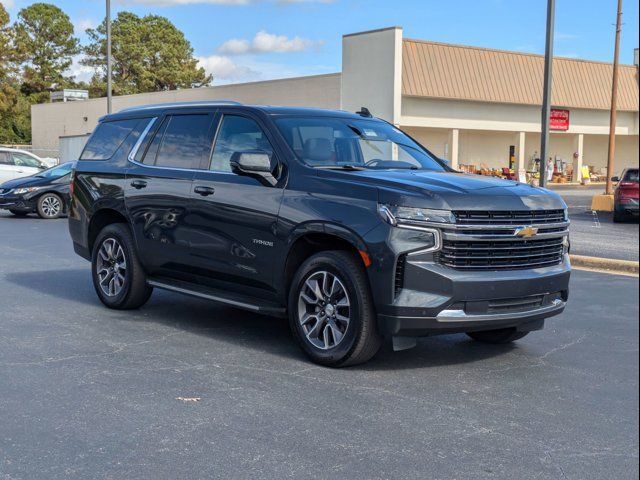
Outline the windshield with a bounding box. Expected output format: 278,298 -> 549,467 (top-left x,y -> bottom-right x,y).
35,162 -> 74,179
623,169 -> 639,183
275,116 -> 445,171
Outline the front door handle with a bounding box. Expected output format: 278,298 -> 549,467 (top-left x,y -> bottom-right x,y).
131,180 -> 148,189
194,186 -> 215,196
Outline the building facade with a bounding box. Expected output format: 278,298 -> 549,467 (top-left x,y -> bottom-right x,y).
32,27 -> 639,177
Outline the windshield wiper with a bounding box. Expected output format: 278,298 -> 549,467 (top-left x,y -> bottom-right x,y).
314,164 -> 366,171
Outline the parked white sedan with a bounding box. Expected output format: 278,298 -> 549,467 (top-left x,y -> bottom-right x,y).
0,148 -> 50,183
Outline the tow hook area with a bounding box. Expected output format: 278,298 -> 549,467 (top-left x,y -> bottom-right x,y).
392,336 -> 417,351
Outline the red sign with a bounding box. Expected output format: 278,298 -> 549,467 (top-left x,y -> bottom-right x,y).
550,109 -> 570,131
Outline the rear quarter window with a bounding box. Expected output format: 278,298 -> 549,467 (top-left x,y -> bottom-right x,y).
80,119 -> 141,161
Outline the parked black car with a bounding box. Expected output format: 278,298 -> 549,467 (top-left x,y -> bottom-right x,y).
69,102 -> 571,366
0,162 -> 75,219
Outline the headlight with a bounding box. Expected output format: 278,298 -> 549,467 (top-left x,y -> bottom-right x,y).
378,204 -> 455,226
13,186 -> 42,195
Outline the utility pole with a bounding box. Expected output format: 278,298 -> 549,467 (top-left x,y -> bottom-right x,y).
539,0 -> 555,188
106,0 -> 112,114
606,0 -> 623,196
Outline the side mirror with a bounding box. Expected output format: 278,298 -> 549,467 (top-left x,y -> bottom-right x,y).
230,151 -> 277,186
611,176 -> 620,183
38,164 -> 47,170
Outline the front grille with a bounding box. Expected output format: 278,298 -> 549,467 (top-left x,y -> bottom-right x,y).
437,210 -> 568,271
454,209 -> 566,225
486,295 -> 545,314
439,237 -> 564,270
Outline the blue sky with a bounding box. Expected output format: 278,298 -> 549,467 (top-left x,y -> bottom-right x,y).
1,0 -> 638,85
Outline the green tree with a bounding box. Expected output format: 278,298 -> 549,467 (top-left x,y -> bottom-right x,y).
14,2 -> 80,98
82,12 -> 211,96
0,3 -> 29,143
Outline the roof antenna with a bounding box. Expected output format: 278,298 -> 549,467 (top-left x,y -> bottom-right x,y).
356,107 -> 372,118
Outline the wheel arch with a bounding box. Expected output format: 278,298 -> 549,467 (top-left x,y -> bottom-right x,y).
279,222 -> 371,302
88,208 -> 130,253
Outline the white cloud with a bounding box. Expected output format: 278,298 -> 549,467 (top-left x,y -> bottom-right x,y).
74,18 -> 96,34
67,55 -> 96,84
0,0 -> 15,9
197,55 -> 260,83
197,53 -> 333,85
218,30 -> 323,55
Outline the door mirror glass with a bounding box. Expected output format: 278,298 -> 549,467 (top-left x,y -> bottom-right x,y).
230,151 -> 277,186
611,176 -> 620,183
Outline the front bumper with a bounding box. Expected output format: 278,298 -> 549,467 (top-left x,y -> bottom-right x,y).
364,221 -> 571,338
0,194 -> 34,212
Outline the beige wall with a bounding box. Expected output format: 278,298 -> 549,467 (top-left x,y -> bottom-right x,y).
401,96 -> 639,136
341,27 -> 403,124
31,73 -> 341,151
402,127 -> 451,158
583,135 -> 640,175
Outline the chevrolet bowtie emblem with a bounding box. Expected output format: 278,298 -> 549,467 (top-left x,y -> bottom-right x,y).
515,226 -> 539,238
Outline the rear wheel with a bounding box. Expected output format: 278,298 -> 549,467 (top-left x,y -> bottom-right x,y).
91,223 -> 153,310
466,328 -> 529,344
36,193 -> 63,219
288,250 -> 382,367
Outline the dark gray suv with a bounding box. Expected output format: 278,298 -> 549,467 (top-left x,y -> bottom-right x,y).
69,102 -> 571,366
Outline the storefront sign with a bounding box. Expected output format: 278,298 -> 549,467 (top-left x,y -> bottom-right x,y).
550,109 -> 570,131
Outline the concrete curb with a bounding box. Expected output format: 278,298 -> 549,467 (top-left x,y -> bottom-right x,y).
570,254 -> 639,275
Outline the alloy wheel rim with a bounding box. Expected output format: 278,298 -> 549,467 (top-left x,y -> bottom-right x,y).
96,238 -> 127,297
41,195 -> 61,217
297,270 -> 351,350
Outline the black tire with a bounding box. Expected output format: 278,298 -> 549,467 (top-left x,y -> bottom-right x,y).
288,250 -> 382,367
613,209 -> 626,223
91,223 -> 153,310
466,328 -> 529,344
9,210 -> 28,217
36,193 -> 63,219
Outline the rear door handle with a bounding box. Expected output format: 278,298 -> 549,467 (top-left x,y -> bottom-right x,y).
130,180 -> 147,189
194,186 -> 215,196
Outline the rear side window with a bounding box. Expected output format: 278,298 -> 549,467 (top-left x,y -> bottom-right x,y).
80,119 -> 140,161
142,114 -> 214,170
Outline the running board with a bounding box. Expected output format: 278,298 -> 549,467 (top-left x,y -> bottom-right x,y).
147,277 -> 286,317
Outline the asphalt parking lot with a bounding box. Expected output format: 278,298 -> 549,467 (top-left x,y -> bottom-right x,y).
1,212 -> 638,480
555,186 -> 639,261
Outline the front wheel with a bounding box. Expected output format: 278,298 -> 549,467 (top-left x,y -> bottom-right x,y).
91,223 -> 153,310
36,193 -> 63,219
288,250 -> 382,367
466,328 -> 529,344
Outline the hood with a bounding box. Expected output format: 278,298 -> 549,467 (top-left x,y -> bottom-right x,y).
0,174 -> 53,190
317,169 -> 567,211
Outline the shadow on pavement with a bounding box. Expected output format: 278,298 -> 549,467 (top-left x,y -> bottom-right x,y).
6,268 -> 516,370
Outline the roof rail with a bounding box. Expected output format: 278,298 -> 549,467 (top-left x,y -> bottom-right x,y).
118,100 -> 243,113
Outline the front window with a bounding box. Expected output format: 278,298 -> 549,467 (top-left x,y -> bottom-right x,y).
12,152 -> 42,168
275,116 -> 445,171
210,115 -> 274,172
